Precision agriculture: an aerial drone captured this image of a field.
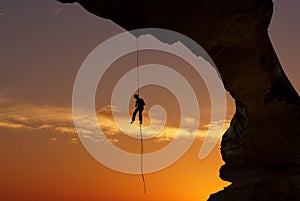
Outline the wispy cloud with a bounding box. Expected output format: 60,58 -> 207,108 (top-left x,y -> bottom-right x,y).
93,105 -> 230,143
68,137 -> 80,144
0,121 -> 25,129
52,8 -> 65,13
0,95 -> 230,144
0,100 -> 75,135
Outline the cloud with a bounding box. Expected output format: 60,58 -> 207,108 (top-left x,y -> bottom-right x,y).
93,105 -> 231,143
52,8 -> 65,13
0,12 -> 5,16
0,96 -> 230,144
0,121 -> 26,129
51,137 -> 58,141
54,126 -> 76,134
98,105 -> 120,113
198,119 -> 230,138
68,137 -> 79,144
0,99 -> 75,135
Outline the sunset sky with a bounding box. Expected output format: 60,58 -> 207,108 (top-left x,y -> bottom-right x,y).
0,0 -> 299,201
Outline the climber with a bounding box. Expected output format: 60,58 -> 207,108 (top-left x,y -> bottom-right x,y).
130,94 -> 145,124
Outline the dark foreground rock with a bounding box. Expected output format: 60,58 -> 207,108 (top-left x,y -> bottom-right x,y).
57,0 -> 300,200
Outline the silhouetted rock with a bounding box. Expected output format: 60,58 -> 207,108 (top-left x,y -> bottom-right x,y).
57,0 -> 300,200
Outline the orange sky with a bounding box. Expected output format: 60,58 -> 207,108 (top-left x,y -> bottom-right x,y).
0,0 -> 299,201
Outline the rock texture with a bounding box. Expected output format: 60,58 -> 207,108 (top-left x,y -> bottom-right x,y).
58,0 -> 300,200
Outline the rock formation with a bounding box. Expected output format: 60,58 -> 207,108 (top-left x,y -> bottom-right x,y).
58,0 -> 300,200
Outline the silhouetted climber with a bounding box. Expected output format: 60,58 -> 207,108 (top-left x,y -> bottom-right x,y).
130,94 -> 145,124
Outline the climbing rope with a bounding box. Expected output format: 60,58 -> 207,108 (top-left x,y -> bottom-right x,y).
136,37 -> 146,194
136,38 -> 140,96
140,125 -> 146,194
